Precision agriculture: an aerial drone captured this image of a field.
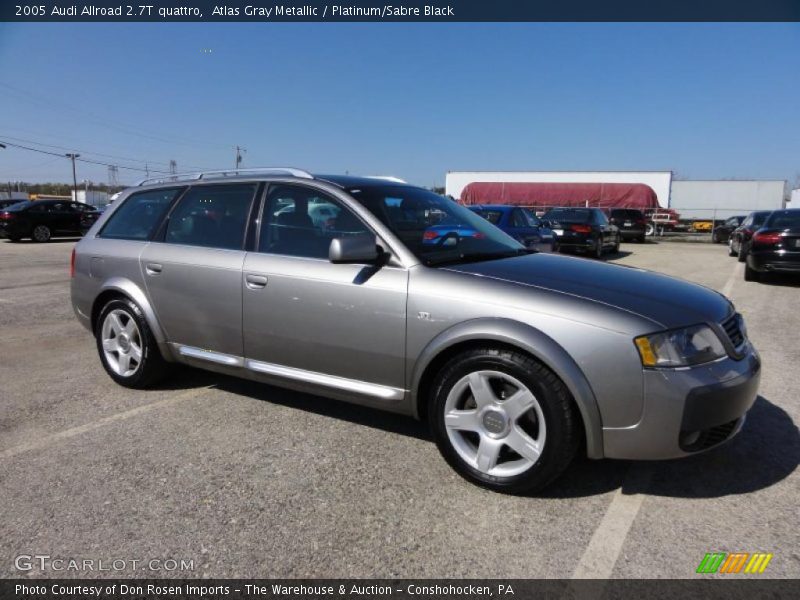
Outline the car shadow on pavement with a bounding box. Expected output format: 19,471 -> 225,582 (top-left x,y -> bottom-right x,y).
541,395 -> 799,499
755,273 -> 800,288
205,371 -> 432,442
156,370 -> 798,499
601,250 -> 633,262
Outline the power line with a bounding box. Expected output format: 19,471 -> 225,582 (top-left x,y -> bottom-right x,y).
0,140 -> 172,175
0,134 -> 212,171
0,81 -> 235,152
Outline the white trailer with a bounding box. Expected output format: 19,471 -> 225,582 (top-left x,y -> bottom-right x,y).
445,171 -> 673,208
669,180 -> 786,221
790,188 -> 800,209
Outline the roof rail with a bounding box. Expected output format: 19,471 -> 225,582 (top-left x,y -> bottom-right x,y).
136,167 -> 313,186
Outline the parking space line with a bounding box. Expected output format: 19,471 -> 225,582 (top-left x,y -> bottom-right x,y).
0,387 -> 211,461
571,258 -> 743,579
721,262 -> 743,297
571,464 -> 652,578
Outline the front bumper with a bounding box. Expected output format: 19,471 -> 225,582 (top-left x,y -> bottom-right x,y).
602,346 -> 761,460
747,250 -> 800,273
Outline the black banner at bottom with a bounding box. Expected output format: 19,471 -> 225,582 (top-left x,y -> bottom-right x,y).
2,579 -> 799,600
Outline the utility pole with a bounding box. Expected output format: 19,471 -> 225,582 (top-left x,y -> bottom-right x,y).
234,145 -> 246,170
169,160 -> 177,175
65,153 -> 80,202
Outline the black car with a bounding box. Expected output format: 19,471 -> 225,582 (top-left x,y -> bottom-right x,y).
0,200 -> 99,242
744,209 -> 800,282
609,208 -> 647,243
541,207 -> 620,258
712,215 -> 745,244
729,210 -> 772,260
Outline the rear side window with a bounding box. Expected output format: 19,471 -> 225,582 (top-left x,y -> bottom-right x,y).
766,211 -> 800,229
752,212 -> 770,228
165,184 -> 256,250
100,189 -> 181,241
475,210 -> 503,224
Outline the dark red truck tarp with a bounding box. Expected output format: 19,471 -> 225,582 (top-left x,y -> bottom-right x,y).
459,182 -> 660,210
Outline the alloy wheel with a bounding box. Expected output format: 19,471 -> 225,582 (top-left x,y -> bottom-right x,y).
101,309 -> 143,377
443,370 -> 546,477
32,225 -> 51,242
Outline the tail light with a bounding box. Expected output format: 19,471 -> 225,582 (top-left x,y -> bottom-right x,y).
570,224 -> 592,234
0,211 -> 13,221
70,248 -> 76,278
752,231 -> 781,246
423,230 -> 439,241
471,232 -> 485,239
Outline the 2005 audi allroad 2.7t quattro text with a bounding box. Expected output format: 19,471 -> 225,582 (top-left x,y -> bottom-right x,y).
71,169 -> 761,493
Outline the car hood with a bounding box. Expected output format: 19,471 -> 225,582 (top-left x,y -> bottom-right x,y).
443,253 -> 733,329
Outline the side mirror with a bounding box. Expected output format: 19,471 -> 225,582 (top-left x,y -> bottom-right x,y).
329,234 -> 380,264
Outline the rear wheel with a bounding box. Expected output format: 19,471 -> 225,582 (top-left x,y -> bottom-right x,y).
593,237 -> 603,259
96,298 -> 169,388
32,225 -> 51,243
744,264 -> 760,282
728,240 -> 737,257
429,347 -> 580,494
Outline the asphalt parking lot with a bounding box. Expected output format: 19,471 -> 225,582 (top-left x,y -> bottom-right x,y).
0,239 -> 798,579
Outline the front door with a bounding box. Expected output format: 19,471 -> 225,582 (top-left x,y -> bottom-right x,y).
242,183 -> 408,400
141,183 -> 258,359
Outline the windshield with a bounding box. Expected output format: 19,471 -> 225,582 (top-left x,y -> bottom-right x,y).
348,186 -> 524,266
542,208 -> 592,223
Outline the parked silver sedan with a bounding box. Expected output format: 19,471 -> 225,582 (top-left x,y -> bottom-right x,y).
71,169 -> 760,493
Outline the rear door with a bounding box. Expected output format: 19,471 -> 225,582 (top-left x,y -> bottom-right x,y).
140,183 -> 258,359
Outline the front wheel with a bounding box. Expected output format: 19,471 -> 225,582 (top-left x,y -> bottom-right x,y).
96,298 -> 169,388
429,347 -> 580,494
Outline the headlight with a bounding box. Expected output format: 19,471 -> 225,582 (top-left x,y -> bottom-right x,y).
634,324 -> 727,368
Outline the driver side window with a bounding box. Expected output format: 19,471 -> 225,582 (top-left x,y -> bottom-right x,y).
259,185 -> 369,259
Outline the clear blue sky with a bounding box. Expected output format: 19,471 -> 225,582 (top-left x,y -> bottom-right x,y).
0,23 -> 798,187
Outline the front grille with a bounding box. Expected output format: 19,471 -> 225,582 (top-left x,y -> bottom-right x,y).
680,419 -> 740,452
722,314 -> 745,349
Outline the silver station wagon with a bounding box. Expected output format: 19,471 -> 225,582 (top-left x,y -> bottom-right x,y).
71,168 -> 761,493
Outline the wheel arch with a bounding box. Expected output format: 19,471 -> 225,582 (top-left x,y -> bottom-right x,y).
91,278 -> 171,357
411,318 -> 604,459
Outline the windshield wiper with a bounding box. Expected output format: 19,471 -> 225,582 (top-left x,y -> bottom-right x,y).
424,248 -> 531,267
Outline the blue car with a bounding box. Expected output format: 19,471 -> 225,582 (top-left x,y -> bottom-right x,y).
469,205 -> 556,252
422,222 -> 486,247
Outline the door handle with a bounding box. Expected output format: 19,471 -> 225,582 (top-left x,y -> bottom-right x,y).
145,263 -> 162,275
245,274 -> 268,289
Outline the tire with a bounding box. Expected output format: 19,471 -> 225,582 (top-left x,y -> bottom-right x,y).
645,223 -> 655,237
638,234 -> 646,244
744,264 -> 760,282
737,243 -> 747,263
612,238 -> 620,254
593,237 -> 603,259
32,224 -> 51,243
728,241 -> 737,257
428,347 -> 580,494
96,297 -> 169,388
712,231 -> 720,244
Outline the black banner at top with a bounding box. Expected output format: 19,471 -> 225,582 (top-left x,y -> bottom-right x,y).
3,0 -> 800,22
